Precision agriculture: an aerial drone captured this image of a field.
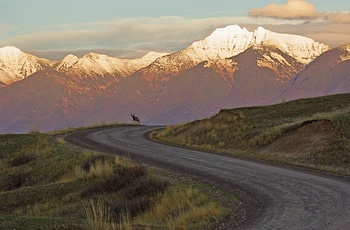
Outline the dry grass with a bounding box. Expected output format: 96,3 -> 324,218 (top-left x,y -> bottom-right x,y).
61,158 -> 116,182
84,199 -> 137,230
152,93 -> 350,176
15,192 -> 81,217
84,199 -> 129,230
134,186 -> 224,228
1,125 -> 227,229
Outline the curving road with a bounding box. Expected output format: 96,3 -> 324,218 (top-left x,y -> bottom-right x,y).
66,126 -> 350,229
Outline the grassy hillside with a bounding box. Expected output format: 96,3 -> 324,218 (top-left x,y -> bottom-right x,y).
152,93 -> 350,176
0,125 -> 226,229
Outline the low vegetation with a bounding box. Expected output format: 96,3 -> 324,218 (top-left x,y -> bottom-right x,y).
152,93 -> 350,176
0,125 -> 226,229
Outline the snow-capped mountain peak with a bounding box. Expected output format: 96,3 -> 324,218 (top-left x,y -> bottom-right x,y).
0,46 -> 52,85
190,25 -> 253,60
56,54 -> 79,70
254,27 -> 330,63
254,26 -> 268,43
205,25 -> 251,45
0,46 -> 23,59
134,24 -> 331,91
55,52 -> 121,77
189,25 -> 330,63
54,51 -> 169,78
0,26 -> 331,87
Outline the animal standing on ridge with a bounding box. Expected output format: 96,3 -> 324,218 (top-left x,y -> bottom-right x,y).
131,113 -> 140,124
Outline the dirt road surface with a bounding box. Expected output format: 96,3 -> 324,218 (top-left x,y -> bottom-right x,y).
66,126 -> 350,229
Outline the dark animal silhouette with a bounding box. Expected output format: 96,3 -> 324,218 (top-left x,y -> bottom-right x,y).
131,113 -> 140,124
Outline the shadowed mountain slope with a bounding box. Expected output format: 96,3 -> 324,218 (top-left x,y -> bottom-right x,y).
1,25 -> 349,133
283,43 -> 350,100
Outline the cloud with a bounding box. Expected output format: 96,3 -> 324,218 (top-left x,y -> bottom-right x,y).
2,15 -> 350,60
247,1 -> 350,25
248,0 -> 321,20
0,16 -> 294,57
325,12 -> 350,24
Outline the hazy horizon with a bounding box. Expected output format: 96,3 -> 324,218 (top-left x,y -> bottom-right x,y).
1,0 -> 350,60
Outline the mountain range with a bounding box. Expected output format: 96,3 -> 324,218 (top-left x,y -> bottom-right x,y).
0,25 -> 349,133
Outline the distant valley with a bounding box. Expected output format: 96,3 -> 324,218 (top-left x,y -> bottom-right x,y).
0,25 -> 349,133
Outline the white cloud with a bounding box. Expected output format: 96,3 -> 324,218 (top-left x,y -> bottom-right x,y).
248,0 -> 350,25
248,0 -> 321,20
1,15 -> 350,59
0,16 -> 297,55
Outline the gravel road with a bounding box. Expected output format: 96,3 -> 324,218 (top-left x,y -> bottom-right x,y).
66,126 -> 350,229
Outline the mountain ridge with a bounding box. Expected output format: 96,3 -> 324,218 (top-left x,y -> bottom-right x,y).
55,51 -> 170,78
0,46 -> 53,86
0,25 -> 348,133
0,47 -> 169,86
0,25 -> 330,88
130,25 -> 330,92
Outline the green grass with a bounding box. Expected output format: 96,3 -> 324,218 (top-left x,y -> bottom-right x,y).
0,126 -> 227,229
133,185 -> 223,229
152,93 -> 350,176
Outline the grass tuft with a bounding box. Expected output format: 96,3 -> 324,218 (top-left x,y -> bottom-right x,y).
84,199 -> 120,230
134,185 -> 224,228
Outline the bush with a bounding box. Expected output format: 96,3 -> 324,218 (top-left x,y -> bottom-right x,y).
81,165 -> 147,197
3,173 -> 27,191
122,177 -> 169,199
10,155 -> 35,167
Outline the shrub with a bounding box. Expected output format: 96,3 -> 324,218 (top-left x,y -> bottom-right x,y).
122,177 -> 169,199
81,165 -> 147,197
3,173 -> 27,191
10,155 -> 35,167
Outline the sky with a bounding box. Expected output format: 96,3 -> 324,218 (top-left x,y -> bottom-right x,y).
1,0 -> 350,59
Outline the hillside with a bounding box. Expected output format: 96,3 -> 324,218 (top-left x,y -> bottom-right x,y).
152,93 -> 350,176
0,125 -> 226,229
1,25 -> 349,133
